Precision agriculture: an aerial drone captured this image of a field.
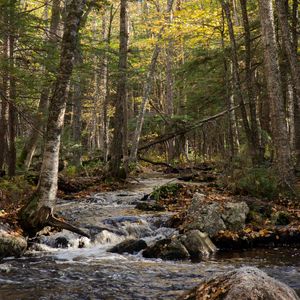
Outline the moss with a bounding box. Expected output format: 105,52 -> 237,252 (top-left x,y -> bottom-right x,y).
18,192 -> 40,233
150,183 -> 183,201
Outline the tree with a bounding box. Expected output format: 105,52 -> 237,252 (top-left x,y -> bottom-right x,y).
19,0 -> 61,171
275,0 -> 300,173
129,0 -> 175,163
221,0 -> 260,165
20,0 -> 89,236
109,0 -> 129,178
258,0 -> 294,184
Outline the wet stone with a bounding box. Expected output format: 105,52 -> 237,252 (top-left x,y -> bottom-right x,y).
109,239 -> 147,254
142,238 -> 190,260
54,237 -> 69,248
179,267 -> 299,300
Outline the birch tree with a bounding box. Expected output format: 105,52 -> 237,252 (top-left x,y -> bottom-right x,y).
20,0 -> 88,235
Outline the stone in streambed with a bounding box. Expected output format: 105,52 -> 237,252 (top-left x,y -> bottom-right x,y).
179,267 -> 299,300
54,237 -> 69,248
109,239 -> 147,254
0,233 -> 27,259
183,192 -> 249,236
142,238 -> 190,260
180,230 -> 217,259
135,201 -> 165,211
0,263 -> 12,273
222,202 -> 249,231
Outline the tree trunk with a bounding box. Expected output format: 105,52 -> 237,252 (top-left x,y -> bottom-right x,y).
165,8 -> 175,162
221,0 -> 256,163
220,11 -> 239,158
8,0 -> 16,177
19,0 -> 87,235
275,0 -> 300,173
129,0 -> 174,163
19,0 -> 61,170
0,6 -> 9,171
258,0 -> 294,183
109,0 -> 129,178
239,0 -> 264,164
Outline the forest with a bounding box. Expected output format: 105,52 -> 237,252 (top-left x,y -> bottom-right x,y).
0,0 -> 300,299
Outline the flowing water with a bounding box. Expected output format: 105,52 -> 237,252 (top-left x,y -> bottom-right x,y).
0,177 -> 299,300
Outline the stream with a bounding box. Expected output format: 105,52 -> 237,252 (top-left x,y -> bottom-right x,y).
0,177 -> 299,300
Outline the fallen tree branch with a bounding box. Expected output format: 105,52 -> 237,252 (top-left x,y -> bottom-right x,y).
138,155 -> 178,171
47,214 -> 90,239
138,104 -> 241,152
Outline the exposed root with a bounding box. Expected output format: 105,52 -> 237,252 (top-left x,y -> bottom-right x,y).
47,214 -> 90,238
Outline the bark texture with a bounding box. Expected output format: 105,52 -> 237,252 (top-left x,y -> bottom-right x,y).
258,0 -> 294,183
109,0 -> 129,178
275,0 -> 300,173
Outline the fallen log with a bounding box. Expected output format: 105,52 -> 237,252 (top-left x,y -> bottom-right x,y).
138,104 -> 240,152
138,155 -> 178,172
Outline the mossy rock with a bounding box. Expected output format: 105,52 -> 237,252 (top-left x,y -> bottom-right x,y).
0,234 -> 27,259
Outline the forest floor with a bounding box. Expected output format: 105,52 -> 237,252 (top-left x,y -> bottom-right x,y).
0,163 -> 300,249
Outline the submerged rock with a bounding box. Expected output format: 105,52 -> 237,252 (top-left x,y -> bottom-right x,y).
179,267 -> 299,300
183,193 -> 249,236
109,239 -> 147,254
142,238 -> 190,260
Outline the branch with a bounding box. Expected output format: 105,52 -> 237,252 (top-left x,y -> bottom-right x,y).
0,88 -> 44,136
138,104 -> 240,151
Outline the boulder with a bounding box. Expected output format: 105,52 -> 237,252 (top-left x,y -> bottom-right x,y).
179,267 -> 299,300
54,237 -> 69,248
180,230 -> 217,259
0,233 -> 27,259
222,202 -> 249,231
183,193 -> 249,236
109,239 -> 147,254
142,238 -> 190,260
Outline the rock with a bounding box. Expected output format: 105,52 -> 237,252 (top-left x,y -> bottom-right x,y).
109,239 -> 147,254
183,193 -> 249,236
135,201 -> 165,211
180,230 -> 217,259
0,263 -> 12,273
54,237 -> 69,248
0,233 -> 27,259
142,238 -> 190,260
184,202 -> 226,236
179,267 -> 299,300
221,202 -> 249,231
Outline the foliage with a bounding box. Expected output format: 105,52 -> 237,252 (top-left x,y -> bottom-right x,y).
227,167 -> 279,199
0,176 -> 34,203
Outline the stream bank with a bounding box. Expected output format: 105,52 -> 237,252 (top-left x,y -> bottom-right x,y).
0,175 -> 300,299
